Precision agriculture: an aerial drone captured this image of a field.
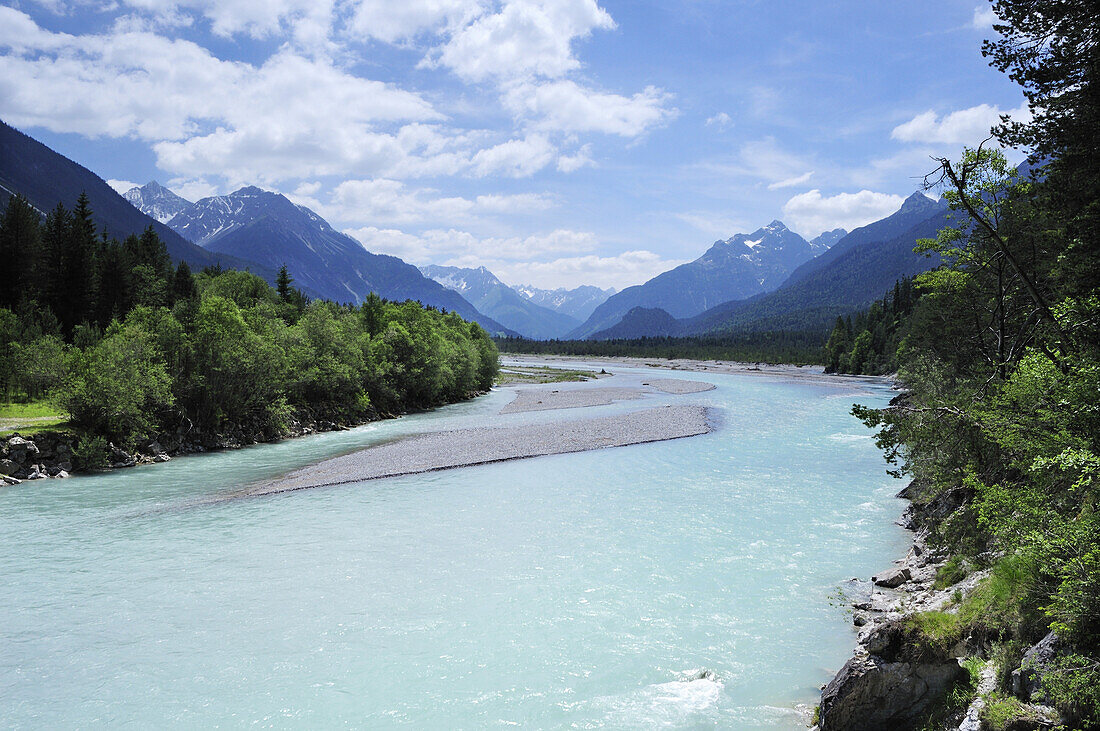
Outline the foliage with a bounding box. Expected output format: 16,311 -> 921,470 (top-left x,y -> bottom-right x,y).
496,329 -> 827,365
850,3 -> 1100,719
0,195 -> 499,456
71,435 -> 109,471
825,278 -> 918,374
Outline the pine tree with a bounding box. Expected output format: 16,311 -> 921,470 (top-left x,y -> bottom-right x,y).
276,264 -> 293,303
0,195 -> 42,309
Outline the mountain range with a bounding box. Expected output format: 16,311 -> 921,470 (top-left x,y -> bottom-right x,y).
0,120 -> 262,276
513,285 -> 617,322
420,265 -> 582,339
570,220 -> 840,338
128,184 -> 514,335
588,192 -> 948,339
5,120 -> 951,345
123,181 -> 192,224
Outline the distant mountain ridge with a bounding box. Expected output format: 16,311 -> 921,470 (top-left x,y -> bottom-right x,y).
570,220 -> 826,338
0,120 -> 264,275
420,265 -> 580,339
161,185 -> 514,334
584,193 -> 949,339
124,181 -> 192,224
514,284 -> 615,322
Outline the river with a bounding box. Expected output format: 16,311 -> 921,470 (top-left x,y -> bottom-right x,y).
1,361 -> 908,728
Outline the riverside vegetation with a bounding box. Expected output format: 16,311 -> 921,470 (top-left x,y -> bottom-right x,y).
0,193 -> 498,475
816,2 -> 1100,728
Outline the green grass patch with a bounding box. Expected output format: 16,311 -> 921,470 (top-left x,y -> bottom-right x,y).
979,691 -> 1039,731
495,365 -> 602,384
0,400 -> 70,435
933,554 -> 971,589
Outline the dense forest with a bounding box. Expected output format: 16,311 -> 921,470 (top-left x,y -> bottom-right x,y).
496,329 -> 827,364
824,278 -> 919,375
840,2 -> 1100,726
0,194 -> 498,468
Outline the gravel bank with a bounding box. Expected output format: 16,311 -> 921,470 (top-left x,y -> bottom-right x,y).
499,386 -> 644,414
242,404 -> 711,496
641,378 -> 716,394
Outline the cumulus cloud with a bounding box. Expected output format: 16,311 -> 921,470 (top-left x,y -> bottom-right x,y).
782,189 -> 904,238
346,225 -> 598,266
107,178 -> 141,195
344,0 -> 478,43
503,80 -> 675,137
329,178 -> 554,226
471,134 -> 556,177
891,102 -> 1029,145
426,0 -> 615,82
557,143 -> 594,172
486,250 -> 689,290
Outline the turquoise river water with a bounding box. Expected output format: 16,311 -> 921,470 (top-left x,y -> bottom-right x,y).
1,362 -> 908,729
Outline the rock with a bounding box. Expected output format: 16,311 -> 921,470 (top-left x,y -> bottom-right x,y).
0,458 -> 16,474
2,474 -> 21,485
874,567 -> 912,588
54,470 -> 69,479
853,612 -> 870,627
6,436 -> 39,461
1012,631 -> 1060,702
819,653 -> 966,730
959,661 -> 998,731
26,466 -> 46,479
57,461 -> 72,473
153,453 -> 171,463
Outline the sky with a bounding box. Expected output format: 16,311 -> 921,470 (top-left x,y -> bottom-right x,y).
0,0 -> 1027,290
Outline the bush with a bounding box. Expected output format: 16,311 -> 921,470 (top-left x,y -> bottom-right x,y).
72,435 -> 109,471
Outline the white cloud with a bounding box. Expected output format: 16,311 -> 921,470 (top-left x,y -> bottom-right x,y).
166,177 -> 219,202
107,178 -> 141,194
330,178 -> 554,226
346,225 -> 598,266
767,171 -> 813,190
971,6 -> 997,29
557,143 -> 594,172
782,189 -> 904,239
487,250 -> 689,290
503,79 -> 675,137
344,0 -> 479,43
427,0 -> 615,82
705,112 -> 731,129
471,134 -> 556,177
891,102 -> 1029,145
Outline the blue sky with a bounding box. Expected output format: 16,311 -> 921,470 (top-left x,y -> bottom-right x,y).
0,0 -> 1026,289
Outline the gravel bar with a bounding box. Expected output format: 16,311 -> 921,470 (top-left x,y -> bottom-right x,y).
243,405 -> 711,496
641,378 -> 717,394
499,386 -> 644,414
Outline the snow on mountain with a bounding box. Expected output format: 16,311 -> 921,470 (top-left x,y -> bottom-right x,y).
123,181 -> 192,224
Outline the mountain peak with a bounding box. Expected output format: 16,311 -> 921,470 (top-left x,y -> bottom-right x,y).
900,191 -> 936,212
765,219 -> 788,231
232,185 -> 267,197
123,180 -> 193,224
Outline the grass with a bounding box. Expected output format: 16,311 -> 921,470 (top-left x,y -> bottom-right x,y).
933,555 -> 972,590
979,691 -> 1039,731
0,400 -> 70,435
495,365 -> 604,385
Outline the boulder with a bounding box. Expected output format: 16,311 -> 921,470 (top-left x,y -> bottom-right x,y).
819,653 -> 966,730
1012,631 -> 1060,702
0,458 -> 16,474
6,436 -> 39,461
874,567 -> 912,588
2,474 -> 21,485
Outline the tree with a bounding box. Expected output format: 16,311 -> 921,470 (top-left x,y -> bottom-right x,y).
276,264 -> 293,302
64,321 -> 174,444
0,195 -> 42,308
983,0 -> 1100,295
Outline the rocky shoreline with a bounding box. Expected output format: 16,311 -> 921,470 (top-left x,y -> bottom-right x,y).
815,480 -> 1062,731
0,408 -> 403,484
